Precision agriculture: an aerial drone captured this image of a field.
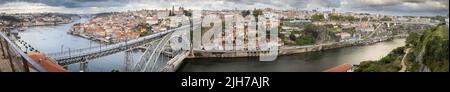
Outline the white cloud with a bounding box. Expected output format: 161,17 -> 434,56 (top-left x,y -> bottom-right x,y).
0,2 -> 66,13
0,0 -> 448,16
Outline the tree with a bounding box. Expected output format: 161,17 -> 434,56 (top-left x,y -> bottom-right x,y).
241,10 -> 251,17
329,14 -> 355,21
343,16 -> 355,21
183,10 -> 192,17
252,9 -> 263,30
252,9 -> 263,18
361,16 -> 369,21
111,69 -> 119,72
311,13 -> 324,21
406,32 -> 420,47
380,16 -> 392,21
137,23 -> 153,36
0,15 -> 21,25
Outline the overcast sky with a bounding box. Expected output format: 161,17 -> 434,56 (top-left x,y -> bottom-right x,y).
0,0 -> 448,16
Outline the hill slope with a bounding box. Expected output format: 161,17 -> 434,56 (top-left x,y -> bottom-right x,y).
356,24 -> 448,72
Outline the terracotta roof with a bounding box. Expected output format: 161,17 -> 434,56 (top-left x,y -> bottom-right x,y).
28,52 -> 66,72
323,64 -> 353,72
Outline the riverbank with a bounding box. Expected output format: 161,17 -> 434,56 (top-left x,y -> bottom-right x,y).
354,24 -> 449,72
68,32 -> 112,43
188,35 -> 407,59
178,38 -> 407,72
1,20 -> 74,32
15,17 -> 150,72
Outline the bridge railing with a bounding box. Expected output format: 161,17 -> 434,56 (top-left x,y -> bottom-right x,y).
48,22 -> 195,60
47,44 -> 110,58
0,31 -> 47,72
50,21 -> 200,64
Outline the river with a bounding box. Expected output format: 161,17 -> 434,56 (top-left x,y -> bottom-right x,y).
17,18 -> 406,72
17,18 -> 142,72
177,38 -> 406,72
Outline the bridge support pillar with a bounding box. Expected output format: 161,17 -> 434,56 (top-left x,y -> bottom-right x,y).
79,60 -> 88,72
124,50 -> 132,72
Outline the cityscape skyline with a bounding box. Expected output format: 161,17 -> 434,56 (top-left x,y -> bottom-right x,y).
0,0 -> 448,73
0,0 -> 448,16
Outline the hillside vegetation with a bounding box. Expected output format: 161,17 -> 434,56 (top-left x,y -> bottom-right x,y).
356,24 -> 448,72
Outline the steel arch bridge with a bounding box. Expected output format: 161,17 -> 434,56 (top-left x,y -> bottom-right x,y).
48,21 -> 199,66
131,29 -> 191,72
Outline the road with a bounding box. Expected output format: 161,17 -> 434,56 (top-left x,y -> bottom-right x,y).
399,48 -> 411,72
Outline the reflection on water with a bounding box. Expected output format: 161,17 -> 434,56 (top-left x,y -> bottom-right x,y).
178,38 -> 406,72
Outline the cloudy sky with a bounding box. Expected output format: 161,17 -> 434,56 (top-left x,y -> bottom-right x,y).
0,0 -> 448,16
